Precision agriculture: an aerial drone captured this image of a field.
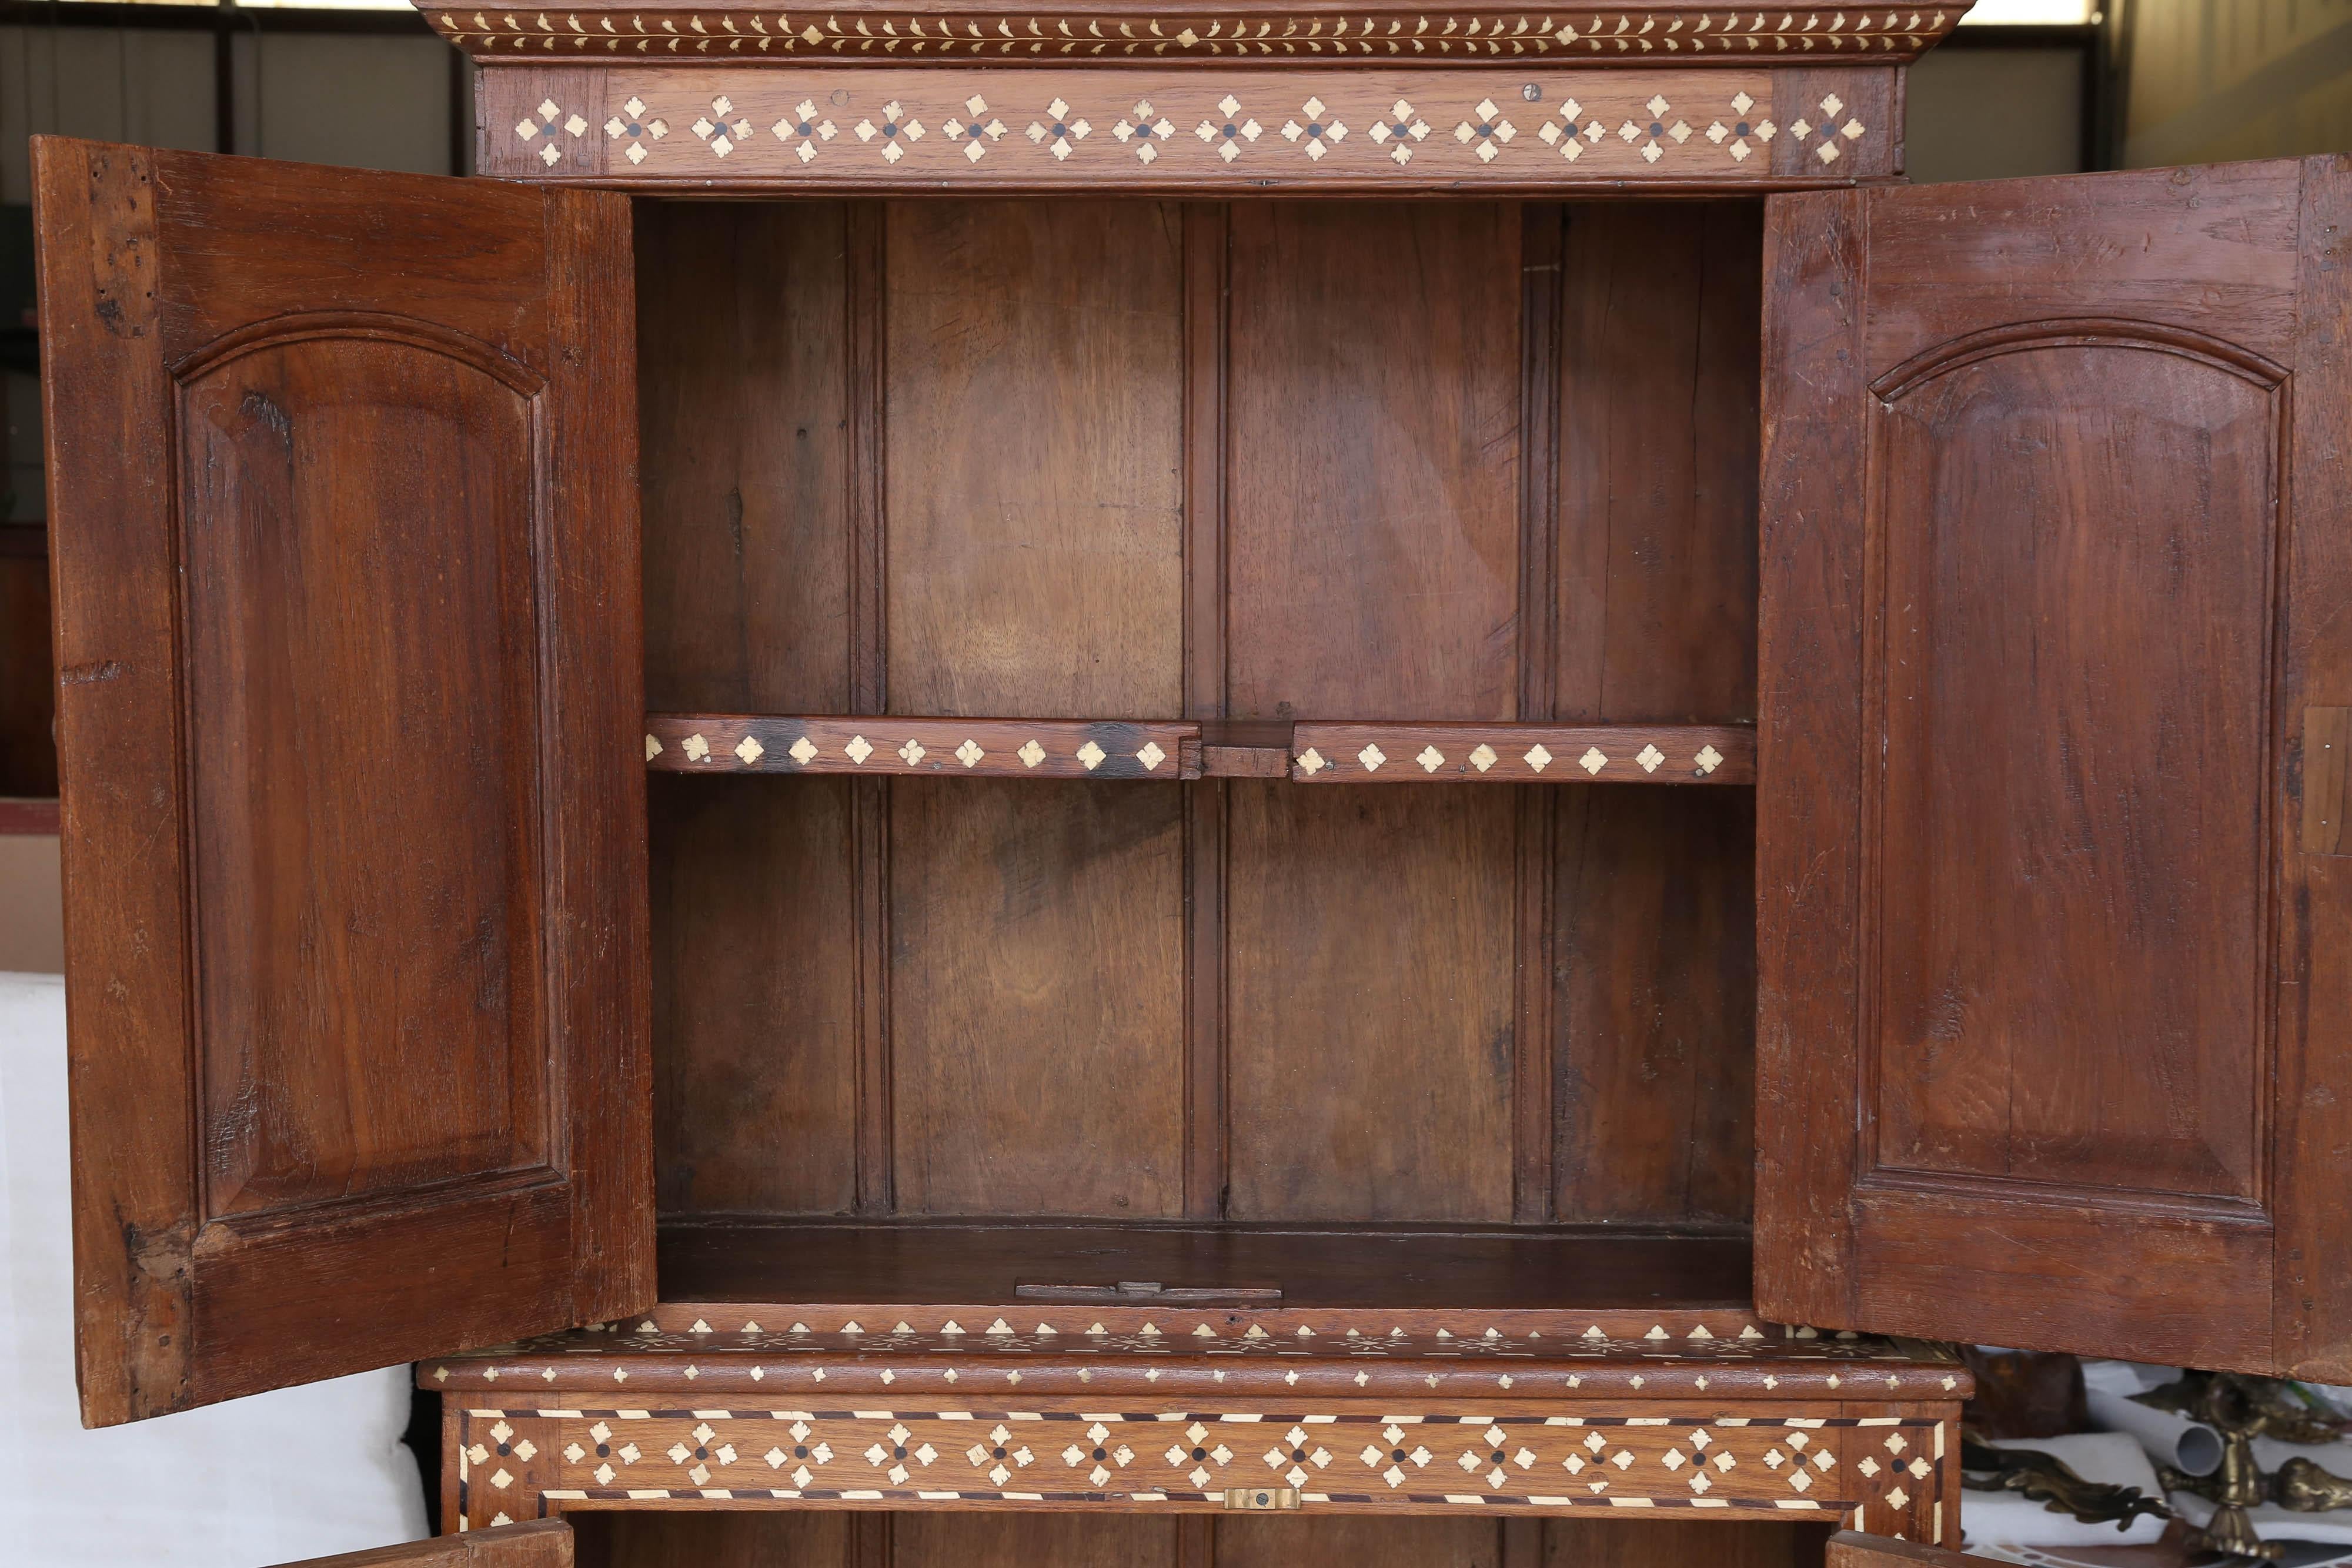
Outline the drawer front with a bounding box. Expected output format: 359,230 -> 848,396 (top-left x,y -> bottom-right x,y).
449,1400 -> 1955,1543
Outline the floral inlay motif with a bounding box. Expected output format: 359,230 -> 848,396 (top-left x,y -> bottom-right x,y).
1027,98 -> 1092,159
691,94 -> 753,156
773,98 -> 840,162
604,96 -> 669,164
1454,98 -> 1516,161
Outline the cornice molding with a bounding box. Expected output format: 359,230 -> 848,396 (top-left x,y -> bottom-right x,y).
424,5 -> 1969,65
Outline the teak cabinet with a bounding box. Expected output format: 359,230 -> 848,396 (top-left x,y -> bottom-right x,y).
32,3 -> 2352,1564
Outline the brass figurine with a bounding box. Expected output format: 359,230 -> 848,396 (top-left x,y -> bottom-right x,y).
1959,1430 -> 2171,1531
2137,1370 -> 2352,1562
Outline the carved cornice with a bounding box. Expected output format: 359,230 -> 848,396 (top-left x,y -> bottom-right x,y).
425,5 -> 1969,65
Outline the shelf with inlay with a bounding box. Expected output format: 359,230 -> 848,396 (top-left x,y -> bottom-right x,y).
645,716 -> 1753,784
645,714 -> 1203,780
1284,723 -> 1752,784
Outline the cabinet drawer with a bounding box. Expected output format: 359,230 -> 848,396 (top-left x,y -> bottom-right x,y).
447,1401 -> 1954,1542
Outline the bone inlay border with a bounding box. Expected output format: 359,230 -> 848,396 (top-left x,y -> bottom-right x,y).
1289,723 -> 1753,783
482,70 -> 1889,184
455,1406 -> 1948,1519
435,8 -> 1959,62
644,714 -> 1198,779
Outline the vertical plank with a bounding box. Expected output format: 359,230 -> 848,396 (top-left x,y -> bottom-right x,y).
1225,201 -> 1521,721
649,775 -> 858,1214
2280,154 -> 2352,1378
39,138 -> 195,1424
1752,188 -> 1870,1331
1222,200 -> 1521,1227
1182,202 -> 1232,1221
1217,1517 -> 1502,1568
636,201 -> 860,1218
1514,204 -> 1565,1224
2304,707 -> 2351,854
881,200 -> 1188,1219
1226,783 -> 1516,1222
884,199 -> 1184,717
1543,1519 -> 1833,1567
893,1515 -> 1179,1568
636,201 -> 850,713
569,1510 -> 854,1568
1555,202 -> 1762,724
890,778 -> 1187,1216
1552,788 -> 1758,1225
847,201 -> 894,1215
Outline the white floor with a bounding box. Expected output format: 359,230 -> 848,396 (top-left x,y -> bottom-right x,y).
0,972 -> 429,1567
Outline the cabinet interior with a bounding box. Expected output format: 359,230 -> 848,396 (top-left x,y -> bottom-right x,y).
637,196 -> 1764,1318
570,1509 -> 1836,1566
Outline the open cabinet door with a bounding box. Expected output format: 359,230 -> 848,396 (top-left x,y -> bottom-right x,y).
270,1521 -> 571,1568
34,138 -> 652,1426
1756,157 -> 2352,1378
1826,1534 -> 1997,1568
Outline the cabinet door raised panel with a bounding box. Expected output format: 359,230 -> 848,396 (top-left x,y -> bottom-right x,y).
1757,156 -> 2352,1378
34,138 -> 653,1426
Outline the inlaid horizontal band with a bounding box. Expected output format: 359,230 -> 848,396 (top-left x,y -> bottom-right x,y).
645,714 -> 1200,778
1288,724 -> 1753,783
435,6 -> 1961,66
481,68 -> 1893,189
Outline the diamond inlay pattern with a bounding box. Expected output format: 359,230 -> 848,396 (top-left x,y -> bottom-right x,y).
1289,726 -> 1751,784
472,1406 -> 1947,1519
487,73 -> 1873,186
644,716 -> 1195,780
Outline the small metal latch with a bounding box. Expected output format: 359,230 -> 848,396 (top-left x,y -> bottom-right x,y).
1224,1486 -> 1299,1510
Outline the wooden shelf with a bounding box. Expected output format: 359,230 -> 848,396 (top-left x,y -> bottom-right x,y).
1286,723 -> 1752,784
650,1219 -> 1754,1321
646,714 -> 1202,779
646,717 -> 1754,784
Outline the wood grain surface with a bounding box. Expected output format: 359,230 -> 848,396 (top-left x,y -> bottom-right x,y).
1756,158 -> 2352,1379
38,136 -> 652,1427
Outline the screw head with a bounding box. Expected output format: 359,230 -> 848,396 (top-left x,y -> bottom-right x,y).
1521,83 -> 1542,101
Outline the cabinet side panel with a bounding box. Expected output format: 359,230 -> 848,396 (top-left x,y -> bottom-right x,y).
2279,153 -> 2352,1381
1555,201 -> 1762,726
1227,783 -> 1516,1222
1225,201 -> 1522,722
638,200 -> 853,714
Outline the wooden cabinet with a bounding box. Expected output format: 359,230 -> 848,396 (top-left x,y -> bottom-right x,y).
29,3 -> 2346,1562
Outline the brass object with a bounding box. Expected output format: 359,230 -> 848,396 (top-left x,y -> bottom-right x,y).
2138,1370 -> 2352,1563
1959,1430 -> 2170,1532
1224,1486 -> 1298,1510
2277,1456 -> 2352,1513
